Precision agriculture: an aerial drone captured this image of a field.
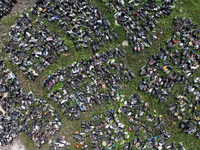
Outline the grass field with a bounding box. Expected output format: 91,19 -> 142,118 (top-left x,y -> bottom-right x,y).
0,0 -> 200,149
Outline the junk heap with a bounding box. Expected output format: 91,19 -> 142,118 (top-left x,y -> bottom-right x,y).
0,60 -> 62,147
2,12 -> 68,81
0,0 -> 17,19
32,0 -> 118,51
139,17 -> 200,139
42,46 -> 135,121
103,0 -> 176,52
73,93 -> 185,149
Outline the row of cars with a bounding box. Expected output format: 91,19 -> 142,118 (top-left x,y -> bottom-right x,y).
103,0 -> 176,52
32,0 -> 118,52
2,12 -> 68,80
0,61 -> 62,147
42,46 -> 135,121
139,17 -> 200,139
72,93 -> 185,149
0,0 -> 199,149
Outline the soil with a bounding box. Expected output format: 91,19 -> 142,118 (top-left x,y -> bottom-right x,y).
1,134 -> 27,150
9,0 -> 35,16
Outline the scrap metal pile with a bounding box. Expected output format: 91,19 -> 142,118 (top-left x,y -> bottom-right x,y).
0,61 -> 62,147
103,0 -> 176,52
139,17 -> 200,139
2,12 -> 68,81
48,136 -> 71,150
0,0 -> 17,19
73,93 -> 185,149
32,0 -> 118,51
42,46 -> 135,120
1,0 -> 200,149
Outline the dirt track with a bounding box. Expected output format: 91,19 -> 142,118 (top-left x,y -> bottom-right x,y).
1,134 -> 27,150
0,0 -> 35,43
9,0 -> 35,15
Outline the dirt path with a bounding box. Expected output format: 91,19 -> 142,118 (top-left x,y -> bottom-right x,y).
1,134 -> 27,150
0,0 -> 35,44
9,0 -> 35,16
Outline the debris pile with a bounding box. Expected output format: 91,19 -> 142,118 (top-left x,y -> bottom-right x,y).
43,46 -> 135,120
32,0 -> 118,51
49,136 -> 71,150
0,61 -> 62,147
73,93 -> 185,149
0,0 -> 17,19
104,0 -> 176,52
139,17 -> 200,138
2,12 -> 68,81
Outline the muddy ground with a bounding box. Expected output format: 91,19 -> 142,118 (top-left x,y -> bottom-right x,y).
1,134 -> 27,150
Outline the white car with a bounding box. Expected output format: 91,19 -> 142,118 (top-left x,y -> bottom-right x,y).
194,77 -> 200,83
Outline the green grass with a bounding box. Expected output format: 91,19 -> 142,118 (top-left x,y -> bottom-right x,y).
0,0 -> 200,149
